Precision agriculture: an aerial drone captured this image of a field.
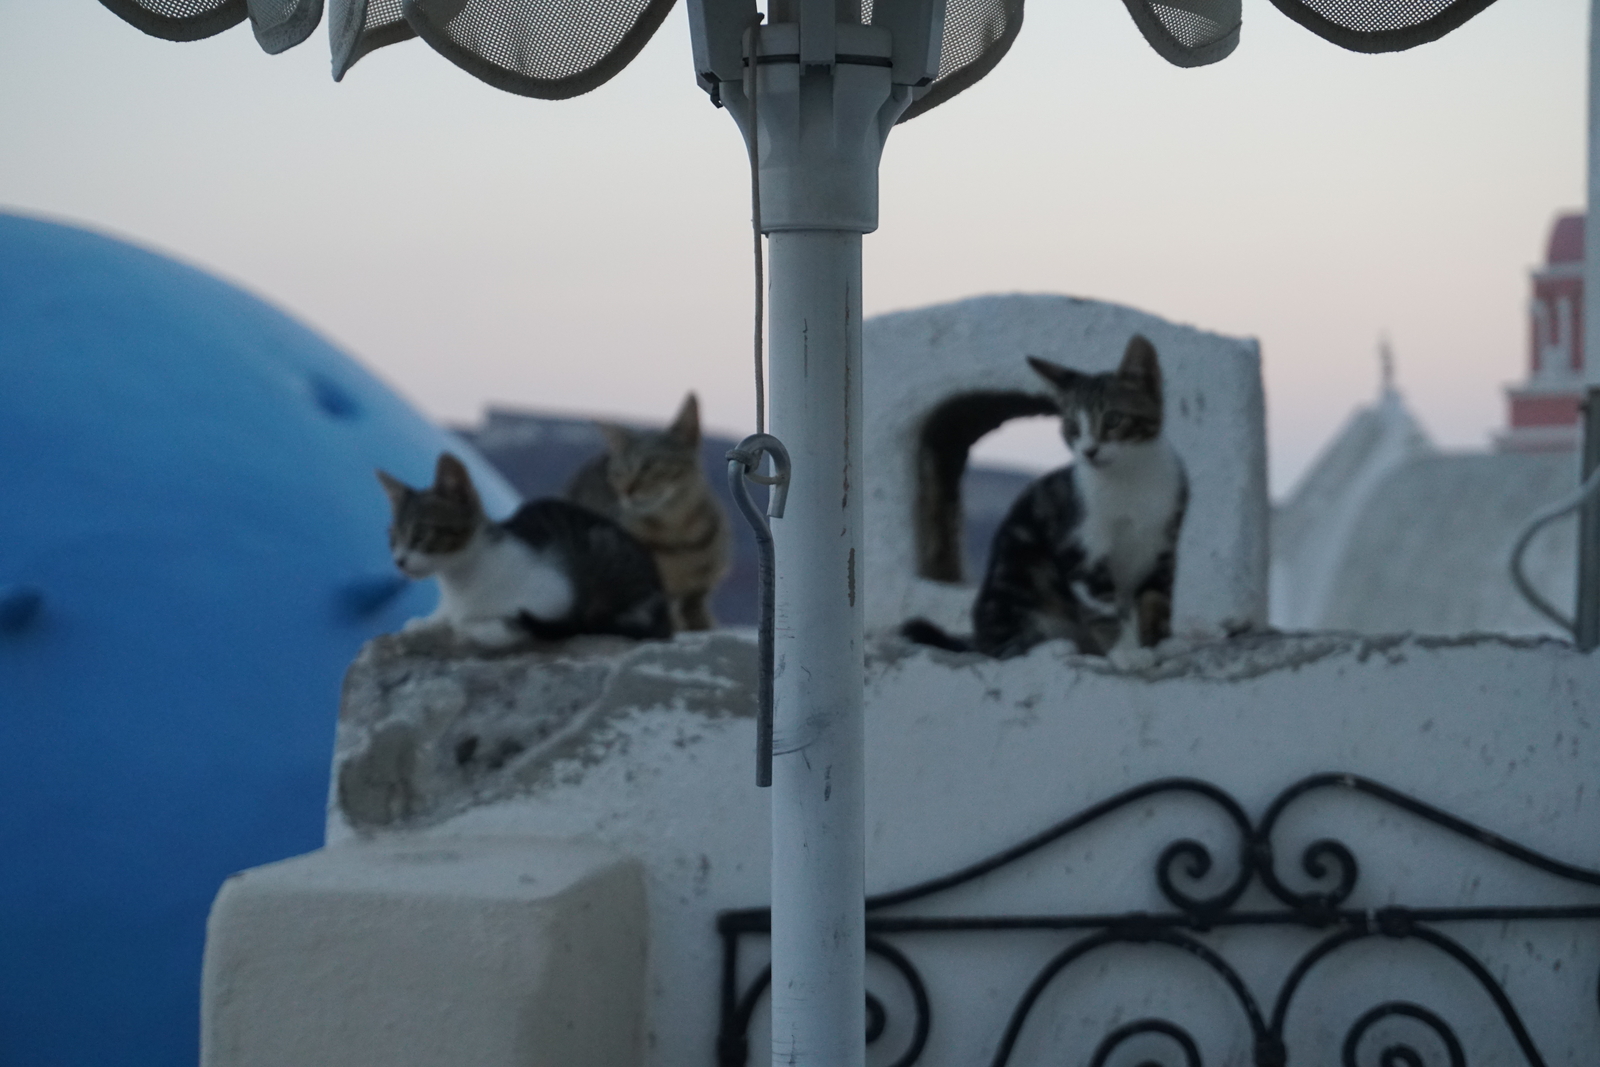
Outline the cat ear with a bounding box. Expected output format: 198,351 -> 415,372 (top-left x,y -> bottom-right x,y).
1026,356 -> 1084,393
1118,335 -> 1162,398
433,453 -> 482,512
667,392 -> 701,446
375,469 -> 410,510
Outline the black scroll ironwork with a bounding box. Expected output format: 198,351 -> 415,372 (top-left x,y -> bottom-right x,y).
715,773 -> 1600,1067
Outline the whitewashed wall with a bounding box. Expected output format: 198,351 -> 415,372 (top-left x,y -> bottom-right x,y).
861,294 -> 1268,637
306,630 -> 1600,1067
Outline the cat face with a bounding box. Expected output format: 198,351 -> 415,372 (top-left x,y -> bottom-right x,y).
601,393 -> 701,518
376,453 -> 484,578
1027,336 -> 1164,470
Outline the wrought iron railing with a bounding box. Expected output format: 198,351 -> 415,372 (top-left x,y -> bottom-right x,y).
716,773 -> 1600,1066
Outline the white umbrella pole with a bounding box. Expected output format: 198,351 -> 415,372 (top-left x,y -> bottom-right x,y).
767,227 -> 867,1067
693,0 -> 934,1044
723,16 -> 910,1061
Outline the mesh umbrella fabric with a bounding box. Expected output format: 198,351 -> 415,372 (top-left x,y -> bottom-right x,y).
897,0 -> 1023,122
250,0 -> 324,52
1264,0 -> 1500,52
97,0 -> 247,41
331,0 -> 418,80
1123,0 -> 1239,68
400,0 -> 678,98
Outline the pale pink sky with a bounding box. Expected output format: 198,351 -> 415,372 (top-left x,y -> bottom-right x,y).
0,0 -> 1587,493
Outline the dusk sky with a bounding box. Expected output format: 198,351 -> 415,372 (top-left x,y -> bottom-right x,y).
1,0 -> 1587,493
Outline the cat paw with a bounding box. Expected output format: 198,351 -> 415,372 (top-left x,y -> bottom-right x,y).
1155,634 -> 1197,657
455,620 -> 524,649
1107,645 -> 1158,672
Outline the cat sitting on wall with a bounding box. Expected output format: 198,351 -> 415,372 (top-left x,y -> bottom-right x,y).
377,453 -> 672,648
566,393 -> 731,633
906,335 -> 1188,661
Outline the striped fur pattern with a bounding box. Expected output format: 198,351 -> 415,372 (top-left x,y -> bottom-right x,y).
566,393 -> 730,632
378,453 -> 670,647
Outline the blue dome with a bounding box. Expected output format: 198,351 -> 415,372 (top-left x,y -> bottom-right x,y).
0,213 -> 516,1067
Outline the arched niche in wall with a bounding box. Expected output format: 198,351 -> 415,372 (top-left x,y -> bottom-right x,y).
861,294 -> 1267,637
915,391 -> 1057,583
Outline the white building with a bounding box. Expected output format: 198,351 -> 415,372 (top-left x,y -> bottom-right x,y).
1270,380 -> 1582,636
1272,215 -> 1591,636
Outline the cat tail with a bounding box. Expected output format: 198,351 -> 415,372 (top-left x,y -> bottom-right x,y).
900,618 -> 974,653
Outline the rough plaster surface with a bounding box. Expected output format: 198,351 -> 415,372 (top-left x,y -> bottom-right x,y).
315,629 -> 1598,1067
335,628 -> 758,829
860,294 -> 1268,636
201,837 -> 646,1067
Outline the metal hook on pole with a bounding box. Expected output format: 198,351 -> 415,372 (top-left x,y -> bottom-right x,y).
727,432 -> 791,786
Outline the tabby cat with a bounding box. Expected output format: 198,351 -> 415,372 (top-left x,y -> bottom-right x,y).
378,453 -> 671,646
565,393 -> 730,632
906,335 -> 1188,660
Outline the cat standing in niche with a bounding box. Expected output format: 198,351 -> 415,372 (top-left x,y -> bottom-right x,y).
907,335 -> 1188,661
378,453 -> 671,647
566,393 -> 731,633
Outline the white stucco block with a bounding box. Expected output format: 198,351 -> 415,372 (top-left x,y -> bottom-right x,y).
862,293 -> 1267,636
200,837 -> 647,1067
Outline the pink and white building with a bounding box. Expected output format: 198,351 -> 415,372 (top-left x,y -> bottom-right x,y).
1499,213 -> 1587,452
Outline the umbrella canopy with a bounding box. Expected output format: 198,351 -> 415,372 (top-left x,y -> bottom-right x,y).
97,0 -> 1507,105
